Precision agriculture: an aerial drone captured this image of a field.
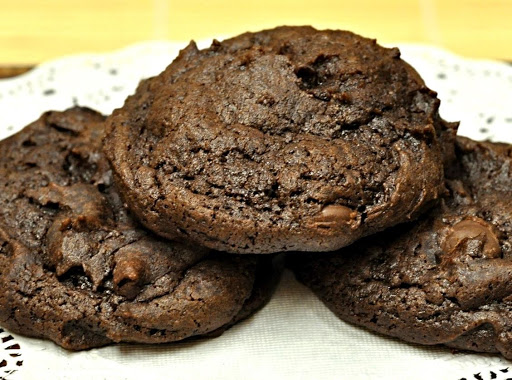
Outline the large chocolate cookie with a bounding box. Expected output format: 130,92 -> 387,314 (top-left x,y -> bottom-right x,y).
291,136 -> 512,358
0,108 -> 279,350
104,26 -> 456,254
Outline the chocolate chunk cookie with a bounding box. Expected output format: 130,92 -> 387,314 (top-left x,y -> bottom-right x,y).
290,136 -> 512,358
0,108 -> 280,350
104,26 -> 456,254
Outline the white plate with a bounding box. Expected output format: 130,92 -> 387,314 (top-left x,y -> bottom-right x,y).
1,40 -> 512,380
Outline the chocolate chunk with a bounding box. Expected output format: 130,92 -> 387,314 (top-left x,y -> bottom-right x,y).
311,205 -> 358,229
442,218 -> 501,260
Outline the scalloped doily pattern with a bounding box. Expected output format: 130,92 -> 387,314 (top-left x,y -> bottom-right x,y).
0,328 -> 23,380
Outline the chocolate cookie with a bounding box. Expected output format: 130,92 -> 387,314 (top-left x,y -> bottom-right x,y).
104,26 -> 457,254
290,136 -> 512,358
0,108 -> 279,350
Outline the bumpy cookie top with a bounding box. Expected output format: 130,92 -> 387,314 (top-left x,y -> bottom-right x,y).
0,108 -> 276,350
291,136 -> 512,359
104,26 -> 456,253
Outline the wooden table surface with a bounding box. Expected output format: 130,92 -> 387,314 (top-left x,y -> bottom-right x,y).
0,0 -> 511,76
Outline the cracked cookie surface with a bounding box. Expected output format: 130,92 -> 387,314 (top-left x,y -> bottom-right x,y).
290,136 -> 512,358
0,108 -> 279,350
104,26 -> 456,254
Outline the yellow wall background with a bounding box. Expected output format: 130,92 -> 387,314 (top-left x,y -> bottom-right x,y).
0,0 -> 511,64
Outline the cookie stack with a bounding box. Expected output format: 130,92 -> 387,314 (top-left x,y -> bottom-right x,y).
0,26 -> 511,359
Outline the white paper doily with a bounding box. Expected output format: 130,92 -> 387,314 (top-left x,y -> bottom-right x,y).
1,40 -> 512,380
